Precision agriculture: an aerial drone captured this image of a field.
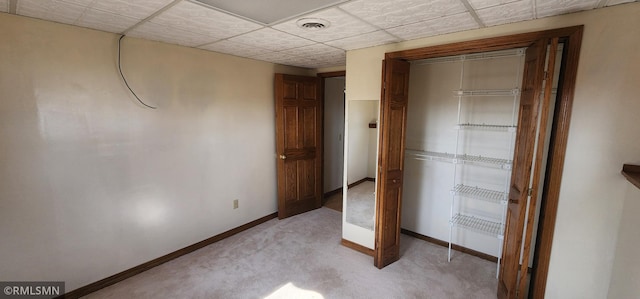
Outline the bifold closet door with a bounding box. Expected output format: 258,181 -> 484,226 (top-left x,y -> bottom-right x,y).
498,38 -> 550,299
374,58 -> 409,268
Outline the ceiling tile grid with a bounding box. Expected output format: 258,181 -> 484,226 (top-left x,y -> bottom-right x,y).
148,1 -> 263,40
17,0 -> 88,25
76,8 -> 140,33
475,0 -> 535,26
127,21 -> 218,47
282,56 -> 327,68
325,30 -> 399,50
317,57 -> 347,68
304,59 -> 344,68
58,0 -> 95,6
16,0 -> 165,34
339,0 -> 468,29
386,12 -> 480,40
228,28 -> 316,51
250,51 -> 321,68
467,0 -> 525,10
272,8 -> 378,42
536,0 -> 599,18
89,0 -> 174,20
198,40 -> 273,58
280,44 -> 345,60
279,44 -> 346,67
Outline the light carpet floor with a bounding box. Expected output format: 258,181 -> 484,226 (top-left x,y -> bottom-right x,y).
84,207 -> 497,299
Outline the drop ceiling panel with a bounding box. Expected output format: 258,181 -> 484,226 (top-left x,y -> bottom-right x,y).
250,51 -> 294,63
309,57 -> 345,67
90,0 -> 174,20
58,0 -> 94,6
317,57 -> 346,67
280,43 -> 345,61
251,51 -> 319,68
272,8 -> 378,42
193,0 -> 347,24
387,12 -> 479,40
427,12 -> 481,34
198,40 -> 273,58
17,0 -> 87,25
311,57 -> 346,68
280,56 -> 323,68
128,21 -> 219,47
303,58 -> 342,68
325,30 -> 398,50
149,1 -> 263,40
475,0 -> 534,26
339,0 -> 467,29
279,43 -> 346,67
536,0 -> 599,17
228,28 -> 315,51
0,0 -> 8,13
76,9 -> 140,33
467,0 -> 525,10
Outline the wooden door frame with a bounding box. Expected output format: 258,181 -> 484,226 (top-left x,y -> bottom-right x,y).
317,71 -> 346,205
379,26 -> 583,298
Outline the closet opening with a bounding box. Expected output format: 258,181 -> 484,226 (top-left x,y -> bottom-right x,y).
403,47 -> 529,266
374,26 -> 583,299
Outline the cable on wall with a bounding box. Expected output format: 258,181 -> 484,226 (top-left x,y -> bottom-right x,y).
118,35 -> 156,109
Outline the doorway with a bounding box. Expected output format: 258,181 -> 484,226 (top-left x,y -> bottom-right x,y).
374,26 -> 583,299
320,72 -> 346,212
320,71 -> 380,253
274,71 -> 347,219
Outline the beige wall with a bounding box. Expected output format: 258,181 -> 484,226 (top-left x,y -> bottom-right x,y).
345,3 -> 640,298
608,184 -> 640,298
0,13 -> 312,291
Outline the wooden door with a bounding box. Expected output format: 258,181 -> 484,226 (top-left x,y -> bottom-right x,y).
374,59 -> 410,268
275,74 -> 323,219
498,39 -> 548,299
517,38 -> 559,297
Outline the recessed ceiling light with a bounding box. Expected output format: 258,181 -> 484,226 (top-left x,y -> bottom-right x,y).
296,18 -> 331,30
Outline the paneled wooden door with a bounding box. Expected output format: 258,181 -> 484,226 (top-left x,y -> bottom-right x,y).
498,38 -> 549,299
374,58 -> 410,268
275,74 -> 323,219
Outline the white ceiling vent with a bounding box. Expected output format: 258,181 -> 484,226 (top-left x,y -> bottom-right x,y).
296,18 -> 331,30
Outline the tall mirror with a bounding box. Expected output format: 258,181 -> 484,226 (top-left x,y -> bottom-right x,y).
342,100 -> 379,249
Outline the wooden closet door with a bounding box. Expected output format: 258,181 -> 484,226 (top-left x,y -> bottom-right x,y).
374,58 -> 410,268
498,38 -> 548,299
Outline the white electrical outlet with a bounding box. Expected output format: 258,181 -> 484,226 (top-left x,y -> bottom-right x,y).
233,199 -> 239,209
